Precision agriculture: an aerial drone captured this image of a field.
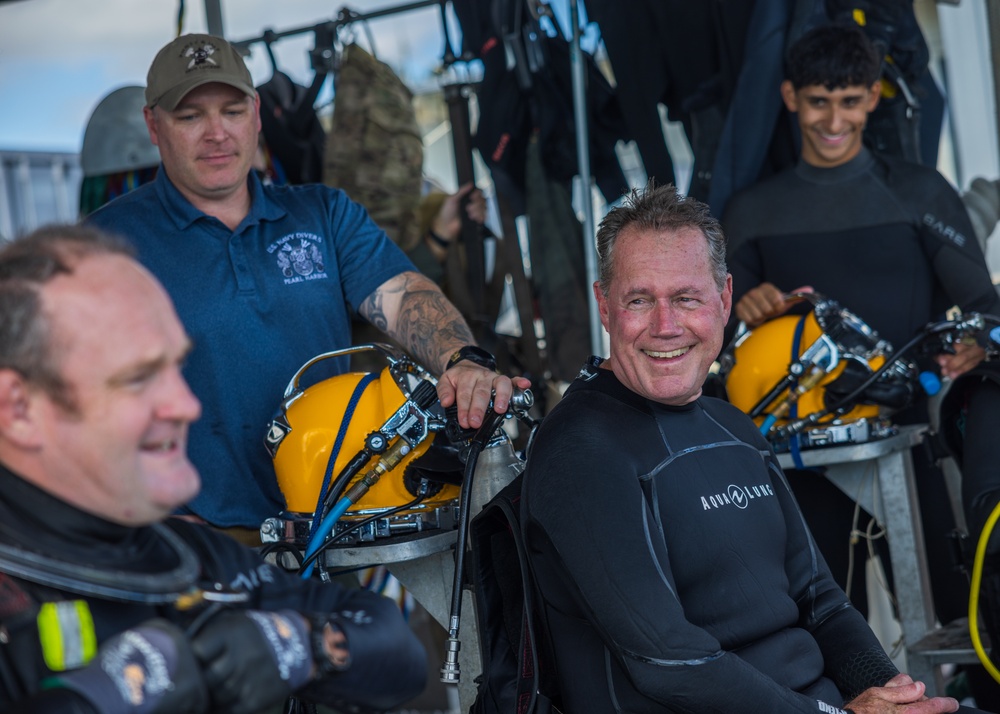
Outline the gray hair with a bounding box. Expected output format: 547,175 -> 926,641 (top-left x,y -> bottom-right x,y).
596,182 -> 728,296
0,224 -> 134,411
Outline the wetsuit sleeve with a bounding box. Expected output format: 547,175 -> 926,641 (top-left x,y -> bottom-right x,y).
810,610 -> 900,701
916,174 -> 1000,318
721,195 -> 767,343
524,409 -> 848,713
724,239 -> 765,345
767,457 -> 899,698
171,522 -> 427,711
727,237 -> 763,301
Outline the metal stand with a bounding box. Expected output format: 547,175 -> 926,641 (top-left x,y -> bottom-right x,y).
314,531 -> 480,710
230,0 -> 444,53
568,0 -> 602,358
776,425 -> 947,694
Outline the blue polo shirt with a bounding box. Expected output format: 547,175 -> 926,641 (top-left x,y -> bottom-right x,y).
89,168 -> 415,528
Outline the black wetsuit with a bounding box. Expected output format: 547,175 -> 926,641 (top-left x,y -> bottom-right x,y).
724,147 -> 1000,352
0,466 -> 426,712
521,360 -> 898,713
722,147 -> 1000,625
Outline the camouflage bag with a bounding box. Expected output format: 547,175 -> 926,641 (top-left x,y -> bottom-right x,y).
324,44 -> 424,249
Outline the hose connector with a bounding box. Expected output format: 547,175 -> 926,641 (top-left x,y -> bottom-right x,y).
440,636 -> 461,683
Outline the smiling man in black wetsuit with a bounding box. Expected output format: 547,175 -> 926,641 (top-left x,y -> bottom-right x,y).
723,23 -> 1000,709
724,24 -> 999,362
521,183 -> 965,714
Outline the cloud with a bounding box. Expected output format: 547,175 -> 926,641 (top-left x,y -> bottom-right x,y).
0,0 -> 180,64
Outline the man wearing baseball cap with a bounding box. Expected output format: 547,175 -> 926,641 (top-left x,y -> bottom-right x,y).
89,34 -> 530,537
144,33 -> 257,112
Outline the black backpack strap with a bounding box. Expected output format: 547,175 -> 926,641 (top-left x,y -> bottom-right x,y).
468,475 -> 557,714
495,492 -> 542,714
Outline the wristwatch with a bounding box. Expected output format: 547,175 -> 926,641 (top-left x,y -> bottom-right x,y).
446,345 -> 497,372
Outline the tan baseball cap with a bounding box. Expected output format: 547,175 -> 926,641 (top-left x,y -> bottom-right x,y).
145,34 -> 255,111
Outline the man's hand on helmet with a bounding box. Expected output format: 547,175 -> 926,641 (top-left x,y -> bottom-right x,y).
437,346 -> 531,429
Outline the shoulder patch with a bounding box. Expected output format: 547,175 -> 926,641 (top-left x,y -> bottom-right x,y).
37,600 -> 98,672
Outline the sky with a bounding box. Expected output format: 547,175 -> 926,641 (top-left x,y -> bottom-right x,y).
0,0 -> 476,153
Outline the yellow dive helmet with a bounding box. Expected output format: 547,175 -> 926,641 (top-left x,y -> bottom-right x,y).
263,345 -> 460,543
725,294 -> 891,435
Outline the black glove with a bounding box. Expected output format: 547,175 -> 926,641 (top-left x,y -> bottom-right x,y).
189,609 -> 315,714
49,619 -> 207,714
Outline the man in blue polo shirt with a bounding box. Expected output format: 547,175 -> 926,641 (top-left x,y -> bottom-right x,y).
89,33 -> 529,535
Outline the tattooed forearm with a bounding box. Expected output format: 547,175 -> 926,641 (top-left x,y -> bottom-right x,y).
360,272 -> 474,373
399,297 -> 474,371
359,286 -> 388,333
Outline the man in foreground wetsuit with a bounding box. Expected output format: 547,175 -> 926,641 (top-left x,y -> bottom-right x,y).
521,183 -> 971,713
0,224 -> 426,713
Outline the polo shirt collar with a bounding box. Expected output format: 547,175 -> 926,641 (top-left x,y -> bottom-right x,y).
244,171 -> 288,226
153,166 -> 288,231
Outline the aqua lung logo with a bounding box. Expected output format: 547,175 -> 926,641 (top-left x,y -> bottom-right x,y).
701,483 -> 774,510
817,702 -> 848,714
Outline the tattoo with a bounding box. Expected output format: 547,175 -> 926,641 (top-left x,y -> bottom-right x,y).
360,286 -> 388,333
360,272 -> 474,373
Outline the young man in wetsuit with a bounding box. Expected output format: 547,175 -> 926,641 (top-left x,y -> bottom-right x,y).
723,23 -> 1000,707
521,182 -> 968,713
0,225 -> 427,713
